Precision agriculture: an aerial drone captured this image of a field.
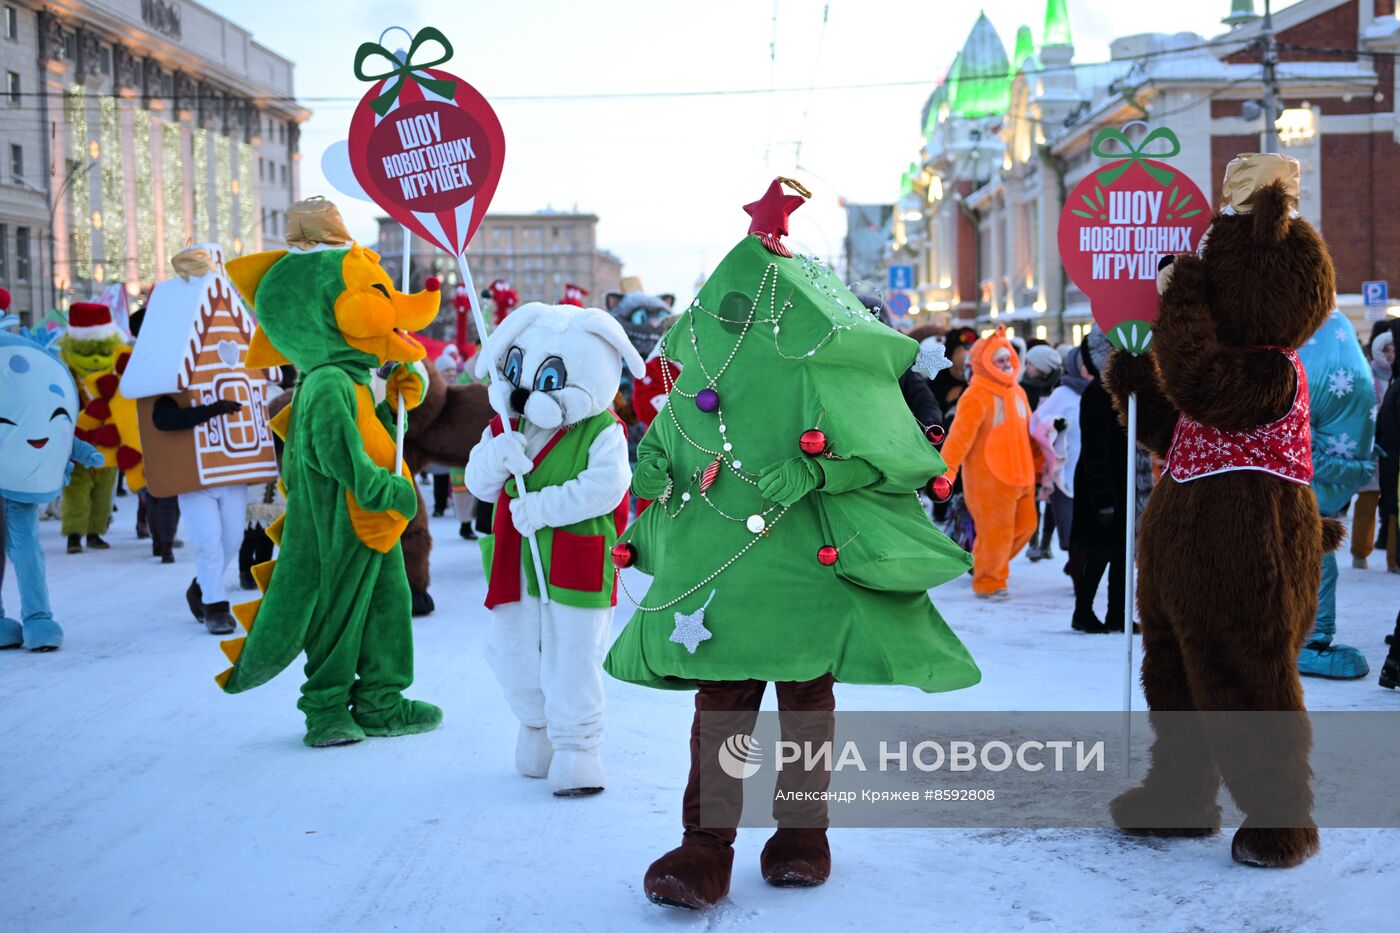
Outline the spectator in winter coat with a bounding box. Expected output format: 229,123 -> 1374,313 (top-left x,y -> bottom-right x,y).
1022,344 -> 1064,561
1378,323 -> 1400,575
1069,329 -> 1128,634
931,327 -> 977,425
940,327 -> 1038,600
1353,331 -> 1392,569
1297,311 -> 1378,678
1029,347 -> 1086,561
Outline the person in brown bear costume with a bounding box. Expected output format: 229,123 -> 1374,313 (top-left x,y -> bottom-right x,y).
399,364 -> 493,616
1103,153 -> 1342,869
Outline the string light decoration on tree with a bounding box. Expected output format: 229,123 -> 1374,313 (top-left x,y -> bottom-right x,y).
236,143 -> 257,254
162,121 -> 187,264
99,97 -> 127,283
133,108 -> 157,282
65,86 -> 93,282
605,179 -> 977,696
213,134 -> 233,245
192,129 -> 210,242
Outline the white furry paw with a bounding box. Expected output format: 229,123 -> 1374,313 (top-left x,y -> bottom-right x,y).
548,748 -> 605,797
515,724 -> 553,779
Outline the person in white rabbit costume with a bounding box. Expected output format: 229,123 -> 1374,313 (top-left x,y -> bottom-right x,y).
465,302 -> 644,796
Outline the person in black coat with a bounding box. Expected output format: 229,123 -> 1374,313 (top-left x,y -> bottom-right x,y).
1069,329 -> 1128,633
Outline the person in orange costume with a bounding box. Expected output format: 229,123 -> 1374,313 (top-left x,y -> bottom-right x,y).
940,328 -> 1039,600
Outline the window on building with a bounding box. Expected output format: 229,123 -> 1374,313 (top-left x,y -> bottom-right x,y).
4,7 -> 16,41
258,158 -> 264,181
278,123 -> 285,144
280,164 -> 287,186
9,143 -> 20,182
15,226 -> 30,281
0,224 -> 8,282
6,70 -> 18,105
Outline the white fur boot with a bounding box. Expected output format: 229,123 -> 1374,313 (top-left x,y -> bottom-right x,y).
515,724 -> 553,779
548,748 -> 605,797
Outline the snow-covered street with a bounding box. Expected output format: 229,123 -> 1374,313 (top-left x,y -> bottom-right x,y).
2,492 -> 1396,932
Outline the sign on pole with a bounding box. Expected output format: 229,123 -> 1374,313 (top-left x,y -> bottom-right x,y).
886,292 -> 912,317
1363,281 -> 1389,307
1056,125 -> 1211,354
887,265 -> 915,291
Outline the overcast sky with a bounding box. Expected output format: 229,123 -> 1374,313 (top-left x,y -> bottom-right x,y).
201,0 -> 1281,303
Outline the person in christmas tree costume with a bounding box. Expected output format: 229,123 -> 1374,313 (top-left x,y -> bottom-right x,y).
938,328 -> 1039,600
605,180 -> 979,909
214,197 -> 443,749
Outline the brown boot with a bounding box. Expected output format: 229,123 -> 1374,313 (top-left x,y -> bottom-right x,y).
1231,823 -> 1320,868
643,832 -> 734,910
760,827 -> 830,886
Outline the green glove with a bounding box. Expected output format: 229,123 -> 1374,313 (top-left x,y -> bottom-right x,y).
758,457 -> 823,506
633,455 -> 672,498
390,474 -> 419,518
814,456 -> 882,495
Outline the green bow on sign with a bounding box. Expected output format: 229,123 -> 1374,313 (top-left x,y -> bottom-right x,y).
354,27 -> 458,116
1091,126 -> 1182,186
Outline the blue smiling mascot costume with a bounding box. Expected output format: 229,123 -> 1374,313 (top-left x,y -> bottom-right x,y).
0,297 -> 104,651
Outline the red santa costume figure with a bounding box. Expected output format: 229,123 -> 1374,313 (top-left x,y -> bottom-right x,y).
465,302 -> 645,796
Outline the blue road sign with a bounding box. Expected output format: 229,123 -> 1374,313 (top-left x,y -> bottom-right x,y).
887,293 -> 912,316
1363,281 -> 1389,307
888,265 -> 915,291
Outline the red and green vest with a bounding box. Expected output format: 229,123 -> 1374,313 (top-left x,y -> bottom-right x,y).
483,411 -> 628,610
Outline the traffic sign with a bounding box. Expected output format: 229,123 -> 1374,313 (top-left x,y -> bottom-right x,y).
888,265 -> 915,291
1363,281 -> 1388,307
887,293 -> 912,316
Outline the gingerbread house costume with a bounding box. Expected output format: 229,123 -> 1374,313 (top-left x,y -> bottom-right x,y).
122,245 -> 279,497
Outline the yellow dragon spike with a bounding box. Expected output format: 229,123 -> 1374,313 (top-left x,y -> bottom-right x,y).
251,559 -> 276,594
268,401 -> 293,441
214,668 -> 234,689
233,598 -> 260,633
266,514 -> 285,547
219,636 -> 246,663
227,249 -> 287,306
247,326 -> 291,369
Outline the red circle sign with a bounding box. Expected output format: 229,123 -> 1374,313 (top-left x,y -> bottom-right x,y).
1057,158 -> 1211,344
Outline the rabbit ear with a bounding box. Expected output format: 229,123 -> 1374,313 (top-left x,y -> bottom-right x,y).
1251,181 -> 1294,247
475,302 -> 546,380
576,308 -> 645,378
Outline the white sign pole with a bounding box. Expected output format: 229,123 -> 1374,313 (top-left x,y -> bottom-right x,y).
393,224 -> 412,474
455,251 -> 551,604
1123,391 -> 1139,776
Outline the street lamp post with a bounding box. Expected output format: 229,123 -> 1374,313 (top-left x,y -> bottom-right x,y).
25,141 -> 102,316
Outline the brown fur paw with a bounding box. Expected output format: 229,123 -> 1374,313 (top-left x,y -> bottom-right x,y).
1110,785 -> 1222,837
1320,518 -> 1345,553
1231,824 -> 1319,868
1104,351 -> 1158,398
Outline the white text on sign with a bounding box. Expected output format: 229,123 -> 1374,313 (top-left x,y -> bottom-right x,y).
1082,191 -> 1193,281
381,112 -> 476,200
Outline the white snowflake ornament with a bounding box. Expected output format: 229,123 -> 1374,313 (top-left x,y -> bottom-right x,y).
1323,432 -> 1358,458
669,591 -> 717,654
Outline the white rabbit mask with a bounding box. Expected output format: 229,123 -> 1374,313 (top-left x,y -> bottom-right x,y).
476,302 -> 645,431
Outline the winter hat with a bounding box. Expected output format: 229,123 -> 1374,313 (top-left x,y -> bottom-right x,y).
1085,326 -> 1112,375
1024,344 -> 1063,376
433,351 -> 460,374
66,302 -> 119,340
1373,331 -> 1393,362
0,287 -> 10,311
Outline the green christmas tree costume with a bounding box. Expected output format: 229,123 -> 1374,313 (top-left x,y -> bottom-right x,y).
215,235 -> 443,748
604,235 -> 980,693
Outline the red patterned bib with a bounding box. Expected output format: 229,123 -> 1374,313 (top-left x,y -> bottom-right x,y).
1164,348 -> 1313,486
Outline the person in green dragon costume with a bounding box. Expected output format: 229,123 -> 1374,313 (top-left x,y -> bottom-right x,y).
214,198 -> 444,748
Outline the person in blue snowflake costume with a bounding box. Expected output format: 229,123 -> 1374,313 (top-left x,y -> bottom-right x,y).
1297,309 -> 1378,678
0,307 -> 104,651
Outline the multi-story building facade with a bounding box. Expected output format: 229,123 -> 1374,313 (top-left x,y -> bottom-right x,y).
374,210 -> 625,340
894,0 -> 1399,342
0,0 -> 307,325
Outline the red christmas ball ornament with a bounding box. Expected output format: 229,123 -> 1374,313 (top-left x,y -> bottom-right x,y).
424,275 -> 442,292
817,545 -> 839,566
925,424 -> 946,446
928,475 -> 953,502
611,541 -> 637,569
799,429 -> 828,456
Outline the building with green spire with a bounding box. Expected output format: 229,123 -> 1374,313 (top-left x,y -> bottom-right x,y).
1043,0 -> 1074,48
